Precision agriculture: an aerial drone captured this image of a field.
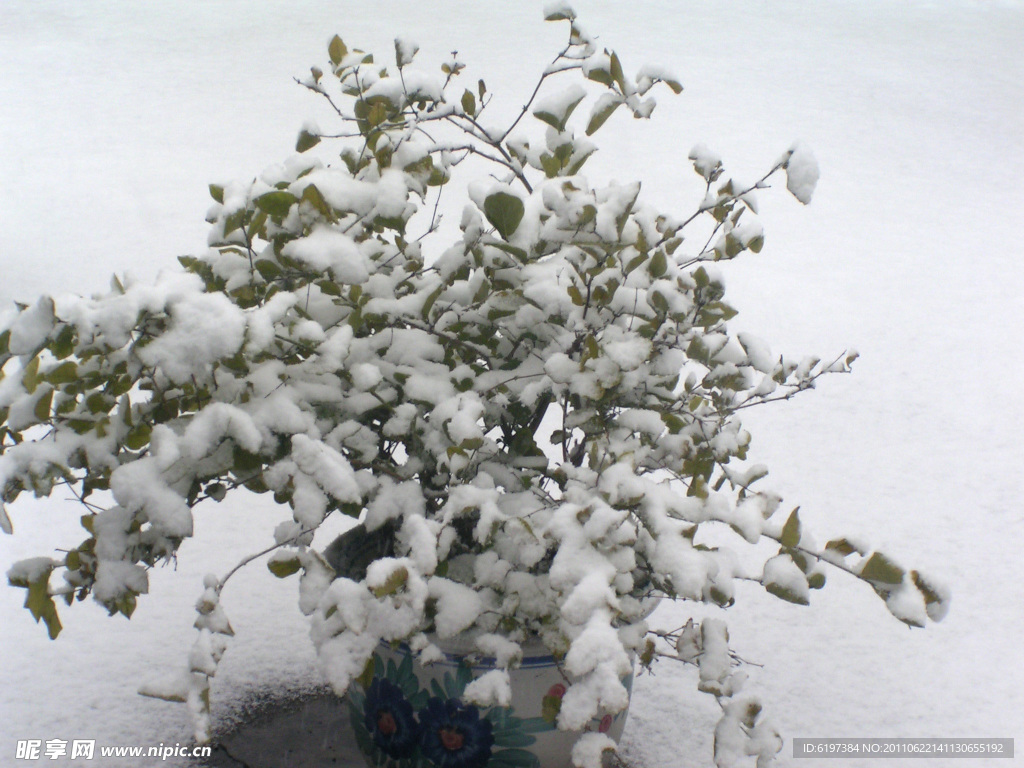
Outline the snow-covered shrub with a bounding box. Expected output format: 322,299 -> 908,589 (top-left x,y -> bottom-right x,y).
0,7 -> 947,767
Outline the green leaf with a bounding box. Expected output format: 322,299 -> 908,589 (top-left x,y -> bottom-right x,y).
317,280 -> 341,296
45,361 -> 78,385
267,555 -> 302,579
222,208 -> 246,237
663,78 -> 683,95
254,191 -> 298,219
254,259 -> 282,281
609,52 -> 626,92
586,66 -> 614,88
764,581 -> 810,606
421,284 -> 444,320
649,290 -> 668,313
296,129 -> 321,153
780,507 -> 801,548
586,97 -> 622,136
356,655 -> 376,690
910,570 -> 944,607
208,184 -> 225,204
21,356 -> 42,394
0,501 -> 12,535
623,252 -> 647,275
427,167 -> 450,186
328,35 -> 347,66
540,153 -> 561,178
825,537 -> 862,557
461,89 -> 476,116
648,251 -> 667,278
483,192 -> 525,240
860,552 -> 904,585
372,566 -> 409,598
205,482 -> 227,502
13,564 -> 62,639
51,324 -> 75,359
301,183 -> 335,220
367,101 -> 388,128
541,694 -> 562,723
86,392 -> 111,414
125,423 -> 152,450
33,388 -> 53,422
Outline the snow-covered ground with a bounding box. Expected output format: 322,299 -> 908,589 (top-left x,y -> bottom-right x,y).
2,1 -> 1022,766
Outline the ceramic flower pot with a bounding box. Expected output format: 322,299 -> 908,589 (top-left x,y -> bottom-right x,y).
345,637 -> 633,768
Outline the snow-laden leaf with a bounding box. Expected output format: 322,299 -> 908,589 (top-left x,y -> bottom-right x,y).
483,191 -> 525,239
267,553 -> 302,579
586,93 -> 622,136
328,35 -> 347,66
296,128 -> 321,153
533,84 -> 586,132
859,552 -> 904,585
255,190 -> 298,218
543,1 -> 576,22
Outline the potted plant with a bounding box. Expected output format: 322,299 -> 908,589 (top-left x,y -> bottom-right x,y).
0,6 -> 948,767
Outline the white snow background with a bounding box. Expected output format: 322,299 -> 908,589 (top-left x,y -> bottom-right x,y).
2,1 -> 1023,766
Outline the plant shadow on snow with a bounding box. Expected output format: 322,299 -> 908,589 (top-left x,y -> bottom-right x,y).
190,682 -> 358,768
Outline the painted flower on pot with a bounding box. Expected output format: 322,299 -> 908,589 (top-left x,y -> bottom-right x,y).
364,677 -> 422,759
419,697 -> 495,768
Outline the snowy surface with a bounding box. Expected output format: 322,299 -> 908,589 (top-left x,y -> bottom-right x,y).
2,1 -> 1023,767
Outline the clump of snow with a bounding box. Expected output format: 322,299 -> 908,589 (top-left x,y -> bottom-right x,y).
571,732 -> 616,768
6,556 -> 58,584
784,142 -> 819,204
93,560 -> 149,604
697,618 -> 732,695
394,36 -> 419,67
474,633 -> 523,667
428,576 -> 485,638
136,285 -> 246,384
737,332 -> 774,373
280,226 -> 369,284
463,668 -> 512,707
290,434 -> 362,505
7,296 -> 55,355
884,575 -> 929,627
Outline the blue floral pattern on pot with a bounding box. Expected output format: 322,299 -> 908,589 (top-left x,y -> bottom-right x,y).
347,650 -> 552,768
418,697 -> 495,768
364,677 -> 422,759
